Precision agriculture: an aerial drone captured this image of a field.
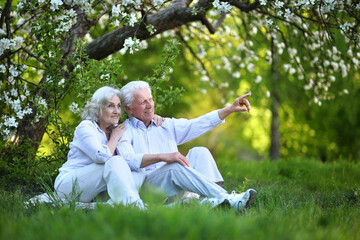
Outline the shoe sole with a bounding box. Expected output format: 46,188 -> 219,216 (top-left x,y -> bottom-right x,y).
244,189 -> 257,209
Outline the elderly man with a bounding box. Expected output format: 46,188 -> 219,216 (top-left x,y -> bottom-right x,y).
118,80 -> 256,212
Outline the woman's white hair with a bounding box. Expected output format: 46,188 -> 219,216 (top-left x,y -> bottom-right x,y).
120,81 -> 152,112
81,86 -> 121,121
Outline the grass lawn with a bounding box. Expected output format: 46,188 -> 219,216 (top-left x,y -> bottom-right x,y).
1,158 -> 359,240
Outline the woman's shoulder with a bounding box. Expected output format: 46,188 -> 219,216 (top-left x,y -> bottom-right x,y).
76,120 -> 98,131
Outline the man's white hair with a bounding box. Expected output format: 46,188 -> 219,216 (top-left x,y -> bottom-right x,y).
81,86 -> 121,121
120,81 -> 152,111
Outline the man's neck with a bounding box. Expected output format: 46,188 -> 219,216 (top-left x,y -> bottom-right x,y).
131,116 -> 151,128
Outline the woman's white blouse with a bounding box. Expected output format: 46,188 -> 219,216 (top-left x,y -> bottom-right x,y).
55,120 -> 115,187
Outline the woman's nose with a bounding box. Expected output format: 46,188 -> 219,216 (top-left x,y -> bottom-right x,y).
114,106 -> 121,113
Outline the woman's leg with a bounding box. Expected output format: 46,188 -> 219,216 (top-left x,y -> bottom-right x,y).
55,156 -> 145,205
55,163 -> 105,202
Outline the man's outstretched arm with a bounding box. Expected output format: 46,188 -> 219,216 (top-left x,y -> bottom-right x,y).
218,93 -> 251,120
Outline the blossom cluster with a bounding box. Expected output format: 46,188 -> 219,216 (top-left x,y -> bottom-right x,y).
0,84 -> 34,140
0,36 -> 24,56
17,0 -> 93,13
69,102 -> 80,114
212,0 -> 232,14
111,0 -> 146,28
54,9 -> 77,33
123,37 -> 140,54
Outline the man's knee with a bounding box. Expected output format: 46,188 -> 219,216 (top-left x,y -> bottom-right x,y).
189,147 -> 214,160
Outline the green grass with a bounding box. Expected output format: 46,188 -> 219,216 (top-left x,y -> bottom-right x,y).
1,158 -> 359,240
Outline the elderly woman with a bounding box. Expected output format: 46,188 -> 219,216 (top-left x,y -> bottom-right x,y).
54,86 -> 162,208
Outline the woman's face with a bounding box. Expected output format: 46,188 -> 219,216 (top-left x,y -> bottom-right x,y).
98,95 -> 121,130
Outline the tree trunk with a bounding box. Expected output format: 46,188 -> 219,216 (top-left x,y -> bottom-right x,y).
269,35 -> 281,161
270,88 -> 281,160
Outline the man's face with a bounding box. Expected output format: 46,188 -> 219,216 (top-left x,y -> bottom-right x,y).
127,88 -> 155,127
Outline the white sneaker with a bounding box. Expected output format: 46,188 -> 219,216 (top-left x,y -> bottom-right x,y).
227,189 -> 257,212
133,199 -> 148,210
199,197 -> 227,208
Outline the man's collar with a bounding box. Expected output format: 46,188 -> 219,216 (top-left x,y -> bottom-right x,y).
129,116 -> 158,128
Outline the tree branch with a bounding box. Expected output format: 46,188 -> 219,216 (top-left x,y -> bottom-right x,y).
226,0 -> 259,12
84,0 -> 260,60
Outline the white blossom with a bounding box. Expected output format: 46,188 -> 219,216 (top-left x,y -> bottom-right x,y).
356,3 -> 360,10
266,18 -> 274,26
266,91 -> 271,98
153,0 -> 164,7
37,97 -> 47,108
288,48 -> 297,57
122,0 -> 134,6
289,68 -> 296,75
247,63 -> 255,72
212,0 -> 232,14
123,37 -> 140,54
3,116 -> 18,128
112,5 -> 121,18
17,0 -> 27,10
8,77 -> 15,85
55,10 -> 77,33
17,107 -> 32,119
11,36 -> 24,50
255,75 -> 262,83
100,73 -> 110,80
69,102 -> 80,114
340,22 -> 351,32
58,78 -> 65,86
0,29 -> 5,36
284,9 -> 294,21
274,0 -> 284,8
219,82 -> 229,88
139,40 -> 148,50
260,0 -> 267,6
0,64 -> 5,73
113,19 -> 120,27
232,72 -> 241,78
128,13 -> 137,27
200,75 -> 209,82
10,89 -> 18,97
50,0 -> 63,11
0,38 -> 11,55
9,65 -> 19,77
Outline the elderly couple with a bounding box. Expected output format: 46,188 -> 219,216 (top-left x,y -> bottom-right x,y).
54,81 -> 257,211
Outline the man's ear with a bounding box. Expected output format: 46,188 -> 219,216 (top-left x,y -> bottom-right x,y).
125,106 -> 132,115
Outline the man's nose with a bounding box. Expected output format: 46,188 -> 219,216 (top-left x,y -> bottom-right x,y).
145,101 -> 152,108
